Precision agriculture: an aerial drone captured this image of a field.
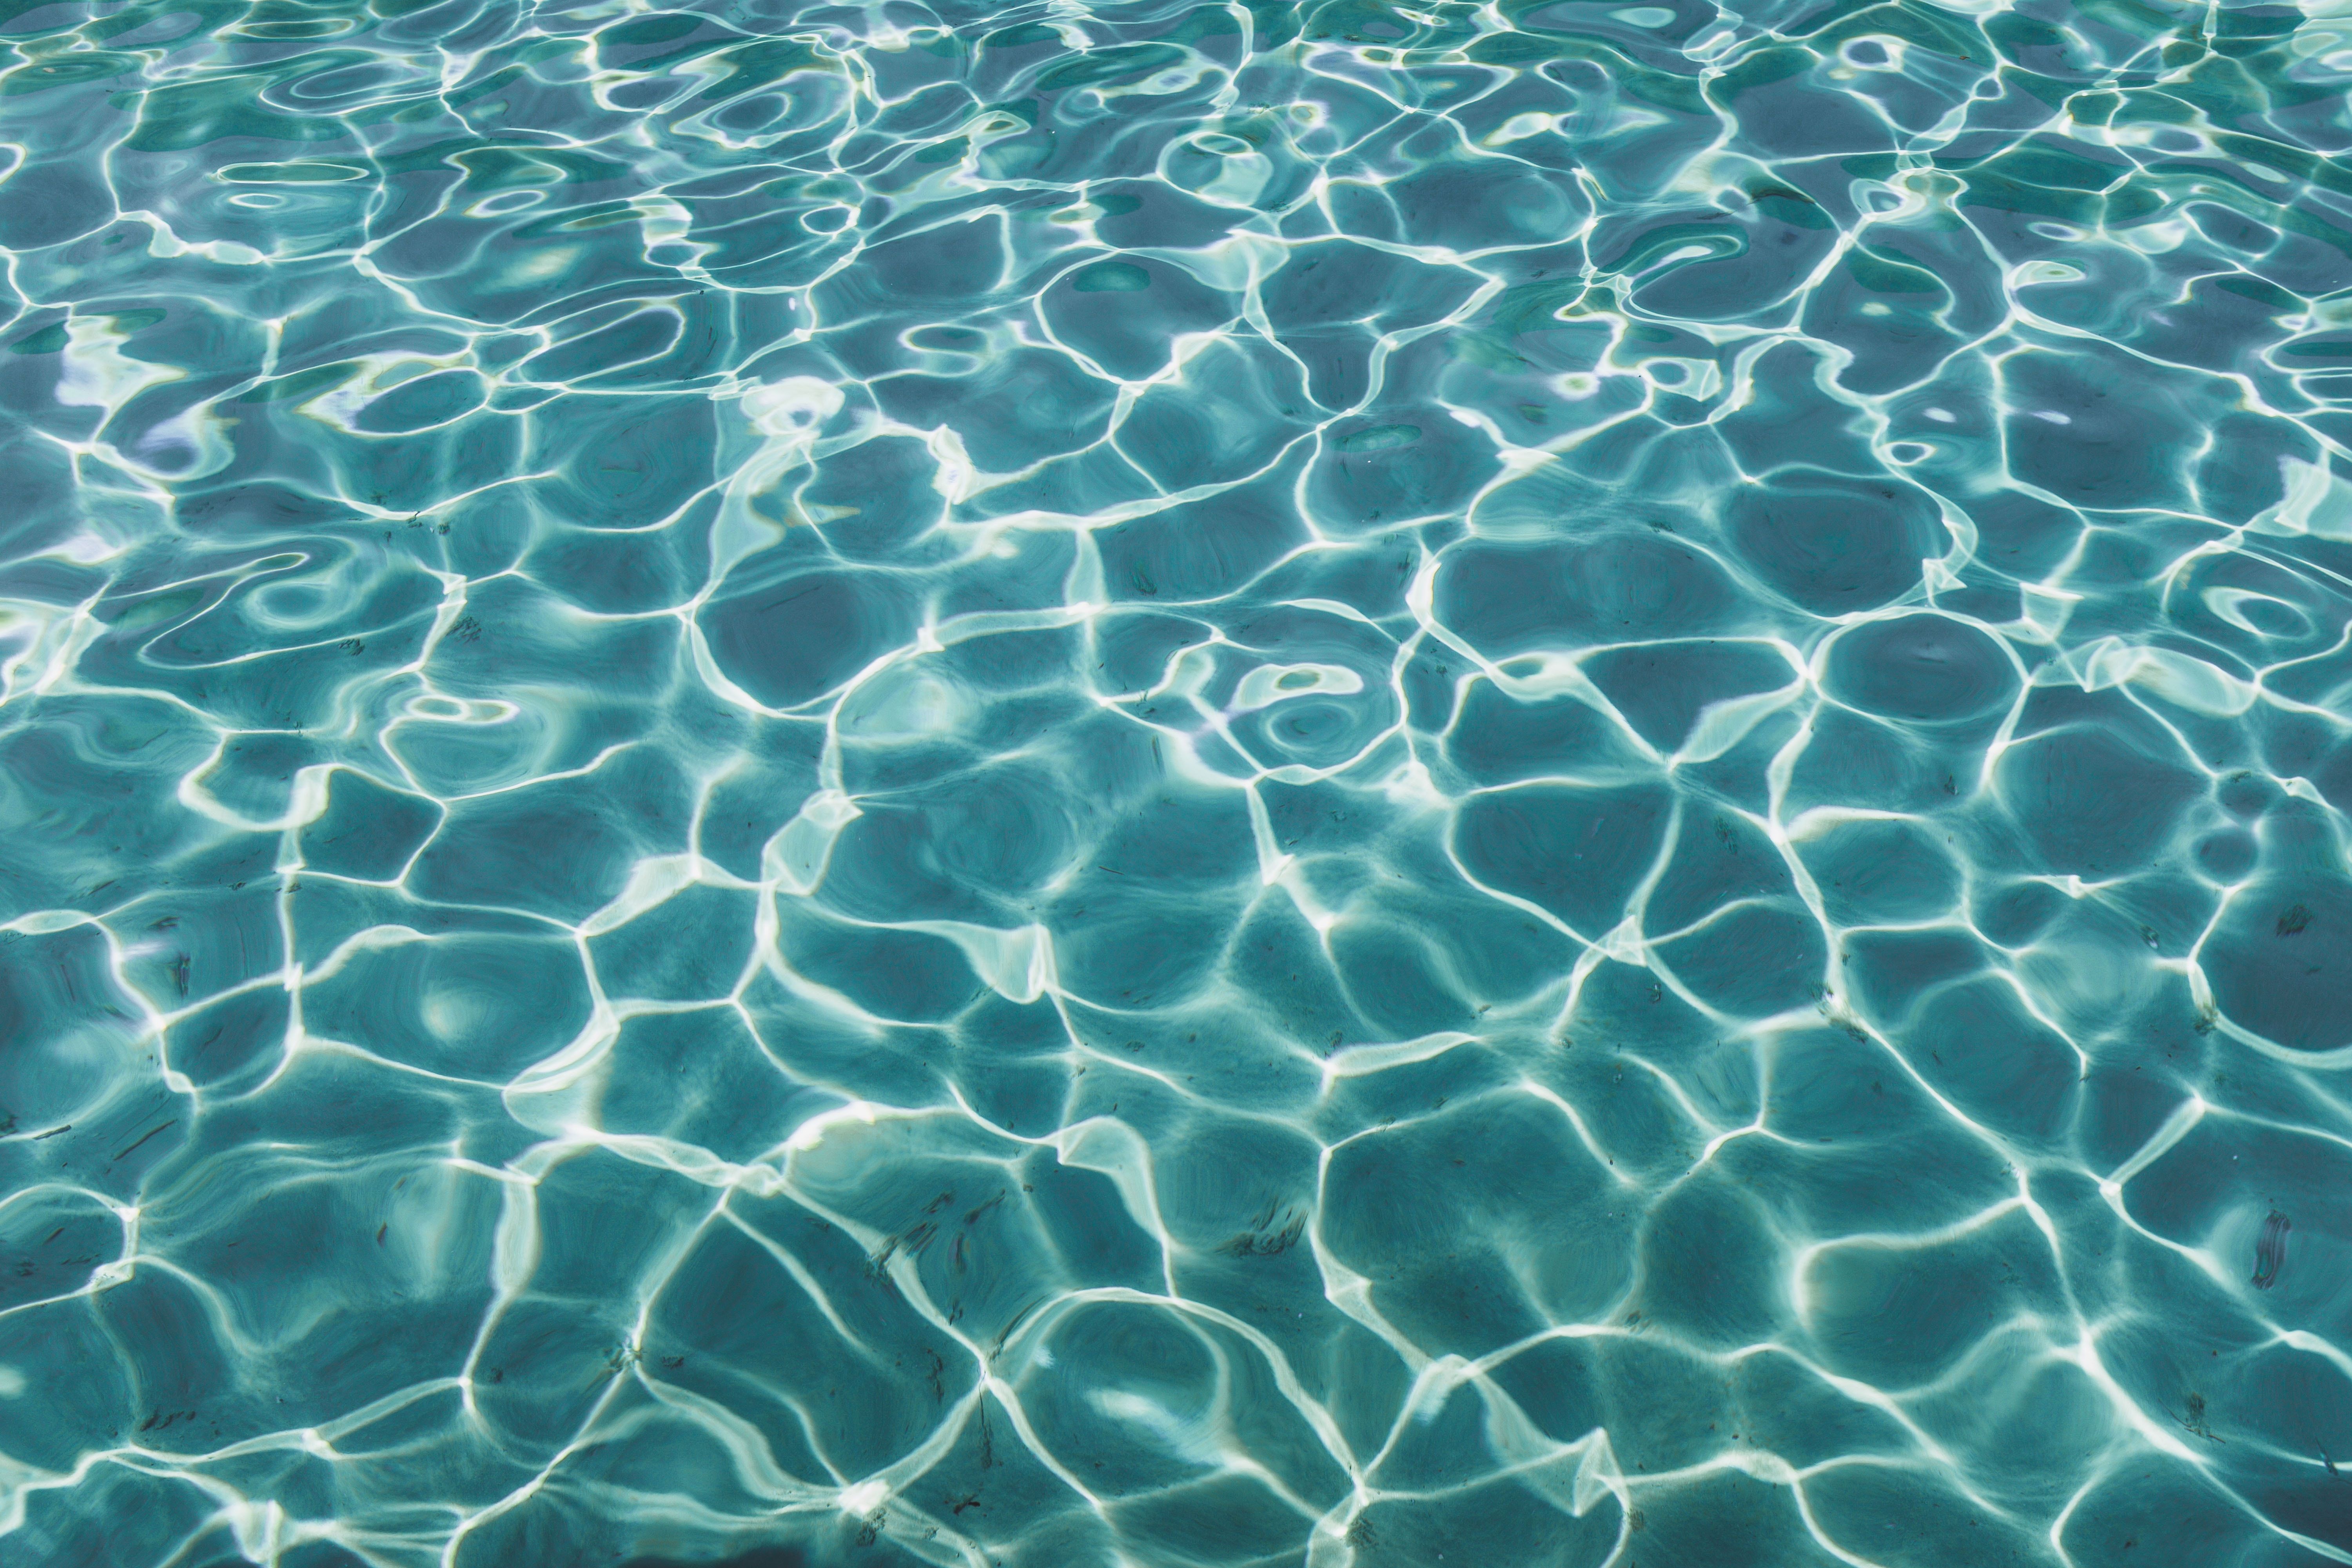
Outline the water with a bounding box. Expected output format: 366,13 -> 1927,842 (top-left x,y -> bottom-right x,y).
2,0 -> 2350,1563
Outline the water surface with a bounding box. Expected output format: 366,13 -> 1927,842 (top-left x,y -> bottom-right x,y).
3,0 -> 2352,1564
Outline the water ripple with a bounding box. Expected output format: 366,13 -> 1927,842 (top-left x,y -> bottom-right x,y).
2,1 -> 2350,1565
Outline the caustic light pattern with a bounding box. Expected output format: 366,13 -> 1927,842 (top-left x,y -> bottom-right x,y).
1,0 -> 2351,1565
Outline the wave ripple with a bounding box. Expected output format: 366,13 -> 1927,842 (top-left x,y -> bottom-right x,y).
3,0 -> 2352,1565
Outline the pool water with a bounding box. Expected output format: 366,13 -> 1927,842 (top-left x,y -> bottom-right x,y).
2,1 -> 2350,1565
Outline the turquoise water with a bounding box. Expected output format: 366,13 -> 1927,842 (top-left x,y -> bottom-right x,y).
3,0 -> 2352,1563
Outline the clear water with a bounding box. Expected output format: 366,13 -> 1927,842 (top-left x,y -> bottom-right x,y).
3,0 -> 2351,1564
